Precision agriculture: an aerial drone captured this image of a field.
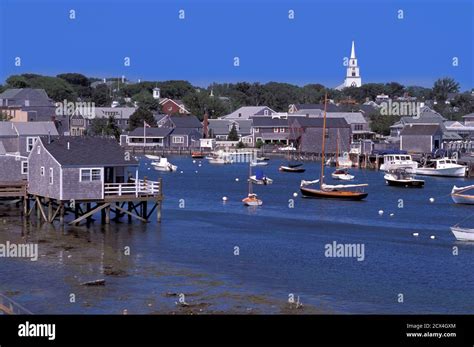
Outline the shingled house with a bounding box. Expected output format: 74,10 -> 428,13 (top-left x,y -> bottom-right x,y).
399,124 -> 443,154
28,137 -> 138,201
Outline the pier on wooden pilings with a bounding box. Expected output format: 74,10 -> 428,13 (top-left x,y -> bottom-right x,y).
23,178 -> 164,227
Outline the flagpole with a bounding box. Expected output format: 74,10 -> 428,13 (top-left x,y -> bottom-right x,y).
143,120 -> 146,148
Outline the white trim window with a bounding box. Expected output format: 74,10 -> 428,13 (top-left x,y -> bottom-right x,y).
26,137 -> 36,152
40,166 -> 45,176
80,168 -> 102,182
279,127 -> 285,133
173,136 -> 184,144
21,161 -> 28,174
49,168 -> 53,185
254,128 -> 259,133
37,146 -> 41,154
273,128 -> 279,133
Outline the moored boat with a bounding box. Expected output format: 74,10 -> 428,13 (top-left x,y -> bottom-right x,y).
415,158 -> 466,177
384,168 -> 424,188
380,153 -> 418,172
151,158 -> 178,172
249,170 -> 273,185
191,151 -> 205,159
451,185 -> 474,204
145,154 -> 161,160
331,168 -> 354,181
279,164 -> 306,173
243,162 -> 263,206
450,226 -> 474,241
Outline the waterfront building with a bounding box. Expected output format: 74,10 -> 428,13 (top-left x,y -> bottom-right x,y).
399,124 -> 443,154
207,119 -> 253,144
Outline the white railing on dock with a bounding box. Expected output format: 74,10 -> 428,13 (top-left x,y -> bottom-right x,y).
104,179 -> 161,197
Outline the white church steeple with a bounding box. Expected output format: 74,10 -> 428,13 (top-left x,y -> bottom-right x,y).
342,41 -> 362,88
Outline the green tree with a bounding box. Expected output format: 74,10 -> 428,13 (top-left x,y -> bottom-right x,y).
182,90 -> 228,119
128,107 -> 157,131
89,116 -> 122,140
6,75 -> 30,88
132,90 -> 159,111
91,84 -> 111,106
433,77 -> 460,102
57,73 -> 90,86
227,123 -> 239,141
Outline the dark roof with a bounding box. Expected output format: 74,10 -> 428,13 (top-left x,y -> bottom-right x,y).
170,128 -> 203,138
129,127 -> 172,137
252,116 -> 349,128
400,124 -> 441,136
292,104 -> 342,112
42,136 -> 138,166
170,115 -> 202,128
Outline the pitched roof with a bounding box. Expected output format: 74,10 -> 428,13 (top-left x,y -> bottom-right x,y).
222,106 -> 275,119
0,88 -> 54,107
89,107 -> 137,120
207,119 -> 252,135
42,136 -> 138,166
170,115 -> 202,128
400,124 -> 441,136
13,121 -> 59,136
0,122 -> 17,136
252,116 -> 349,128
128,127 -> 172,137
291,103 -> 342,112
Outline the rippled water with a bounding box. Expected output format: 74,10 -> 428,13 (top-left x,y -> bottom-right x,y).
1,155 -> 474,314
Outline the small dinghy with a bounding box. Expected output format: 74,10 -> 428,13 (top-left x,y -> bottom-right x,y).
279,163 -> 305,173
384,168 -> 424,188
331,168 -> 354,181
450,226 -> 474,241
152,158 -> 178,172
191,151 -> 205,159
243,162 -> 263,206
451,185 -> 474,204
250,160 -> 268,167
249,170 -> 273,185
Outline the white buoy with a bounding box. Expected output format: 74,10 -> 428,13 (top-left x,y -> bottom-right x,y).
198,164 -> 202,167
390,213 -> 394,217
293,192 -> 298,197
413,232 -> 419,237
195,170 -> 198,173
193,160 -> 196,164
378,210 -> 384,216
430,235 -> 436,239
429,197 -> 435,203
222,196 -> 228,202
235,178 -> 239,182
180,171 -> 183,174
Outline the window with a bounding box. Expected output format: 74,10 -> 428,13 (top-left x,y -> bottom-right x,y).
26,137 -> 36,152
21,161 -> 28,174
173,136 -> 184,144
49,168 -> 53,185
325,128 -> 329,139
37,146 -> 41,154
254,128 -> 259,133
263,109 -> 269,115
40,167 -> 45,176
80,168 -> 102,182
273,128 -> 278,133
279,128 -> 285,133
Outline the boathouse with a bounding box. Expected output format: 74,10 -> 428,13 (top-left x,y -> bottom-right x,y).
25,136 -> 163,225
399,124 -> 443,154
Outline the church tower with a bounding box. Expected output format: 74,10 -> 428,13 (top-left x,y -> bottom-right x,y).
343,41 -> 362,88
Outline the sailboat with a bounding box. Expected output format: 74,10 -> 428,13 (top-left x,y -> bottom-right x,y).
300,93 -> 368,200
331,131 -> 354,180
242,162 -> 263,206
451,185 -> 474,204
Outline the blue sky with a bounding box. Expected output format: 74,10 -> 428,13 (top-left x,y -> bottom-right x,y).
0,0 -> 472,90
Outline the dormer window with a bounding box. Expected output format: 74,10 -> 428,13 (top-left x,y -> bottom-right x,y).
263,109 -> 269,115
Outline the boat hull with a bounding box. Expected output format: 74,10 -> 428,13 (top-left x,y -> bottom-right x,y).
331,173 -> 354,180
451,194 -> 474,204
415,167 -> 466,177
279,166 -> 305,173
385,177 -> 424,188
300,187 -> 368,200
450,227 -> 474,241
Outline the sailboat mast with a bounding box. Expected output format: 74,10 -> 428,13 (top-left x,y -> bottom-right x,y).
336,130 -> 339,168
248,162 -> 253,195
320,93 -> 328,189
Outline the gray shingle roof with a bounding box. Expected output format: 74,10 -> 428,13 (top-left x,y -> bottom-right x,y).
42,136 -> 138,166
252,116 -> 349,128
170,115 -> 202,128
207,119 -> 252,135
13,121 -> 59,136
222,106 -> 275,119
0,122 -> 17,136
129,127 -> 172,137
400,124 -> 441,136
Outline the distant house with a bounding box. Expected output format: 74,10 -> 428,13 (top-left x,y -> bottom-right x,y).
0,88 -> 56,122
159,99 -> 190,115
207,119 -> 253,144
120,127 -> 173,147
69,113 -> 86,136
389,107 -> 447,140
400,124 -> 443,154
0,121 -> 60,181
84,107 -> 137,131
462,112 -> 474,126
221,106 -> 275,120
28,137 -> 138,201
288,103 -> 341,113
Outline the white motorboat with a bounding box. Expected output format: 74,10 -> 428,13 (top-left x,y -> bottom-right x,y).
380,154 -> 418,172
331,168 -> 354,181
384,168 -> 424,188
451,185 -> 474,204
249,170 -> 273,185
208,156 -> 231,164
152,158 -> 178,172
250,160 -> 268,167
415,158 -> 466,177
450,226 -> 474,241
145,154 -> 161,160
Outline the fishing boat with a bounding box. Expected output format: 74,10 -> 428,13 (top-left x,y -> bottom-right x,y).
415,158 -> 466,177
451,185 -> 474,204
380,153 -> 418,172
243,163 -> 263,206
384,168 -> 424,188
145,154 -> 161,160
300,93 -> 368,201
450,226 -> 474,241
331,168 -> 354,181
191,151 -> 205,159
249,169 -> 273,185
151,157 -> 178,172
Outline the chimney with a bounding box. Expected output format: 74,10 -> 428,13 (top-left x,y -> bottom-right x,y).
48,130 -> 51,144
67,141 -> 70,150
203,110 -> 209,139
